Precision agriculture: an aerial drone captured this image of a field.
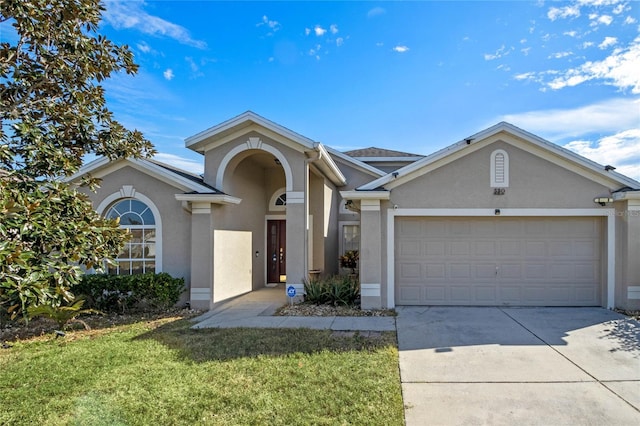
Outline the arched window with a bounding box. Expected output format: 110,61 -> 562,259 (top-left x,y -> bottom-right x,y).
490,149 -> 509,188
105,199 -> 157,275
269,188 -> 287,211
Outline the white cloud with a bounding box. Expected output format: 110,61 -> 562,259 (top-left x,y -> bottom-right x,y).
367,7 -> 386,18
564,129 -> 640,180
612,3 -> 627,14
583,41 -> 595,48
548,5 -> 581,21
137,41 -> 151,53
336,37 -> 344,47
153,153 -> 204,175
590,14 -> 614,26
546,37 -> 640,93
514,72 -> 536,81
314,25 -> 327,36
309,44 -> 322,60
496,96 -> 640,179
163,69 -> 174,80
599,36 -> 618,49
521,47 -> 532,56
564,31 -> 578,37
499,98 -> 640,139
305,28 -> 311,36
103,1 -> 206,49
549,51 -> 573,58
484,45 -> 512,60
185,57 -> 200,73
624,16 -> 637,25
393,45 -> 410,53
330,24 -> 339,34
257,15 -> 281,34
518,38 -> 640,93
576,0 -> 623,6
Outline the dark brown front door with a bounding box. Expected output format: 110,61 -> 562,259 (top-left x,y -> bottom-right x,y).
267,220 -> 286,283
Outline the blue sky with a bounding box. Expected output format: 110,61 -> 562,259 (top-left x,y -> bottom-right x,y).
10,1 -> 640,179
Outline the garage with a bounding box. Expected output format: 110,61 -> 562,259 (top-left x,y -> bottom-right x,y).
395,216 -> 603,306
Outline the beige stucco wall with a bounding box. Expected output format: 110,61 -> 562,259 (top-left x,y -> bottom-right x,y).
615,199 -> 640,310
203,130 -> 307,192
308,170 -> 340,276
390,141 -> 612,209
330,157 -> 381,191
80,165 -> 192,302
213,230 -> 252,302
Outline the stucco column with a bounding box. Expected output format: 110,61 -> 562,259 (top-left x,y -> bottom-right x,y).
189,202 -> 213,310
625,200 -> 640,309
360,199 -> 382,309
286,191 -> 307,300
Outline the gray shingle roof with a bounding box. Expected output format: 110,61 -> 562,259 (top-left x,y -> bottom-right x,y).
343,147 -> 423,158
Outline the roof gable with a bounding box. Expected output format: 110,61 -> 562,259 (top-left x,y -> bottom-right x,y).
359,122 -> 640,191
187,111 -> 346,186
185,111 -> 316,154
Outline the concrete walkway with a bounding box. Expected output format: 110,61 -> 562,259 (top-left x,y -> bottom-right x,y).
397,306 -> 640,425
191,286 -> 396,331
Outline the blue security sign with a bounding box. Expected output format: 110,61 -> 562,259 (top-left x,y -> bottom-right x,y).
287,286 -> 296,298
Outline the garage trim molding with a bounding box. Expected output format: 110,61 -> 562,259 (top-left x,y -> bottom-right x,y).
386,208 -> 615,309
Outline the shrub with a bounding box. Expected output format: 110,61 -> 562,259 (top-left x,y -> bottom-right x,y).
339,250 -> 359,274
27,298 -> 99,330
73,273 -> 184,313
303,275 -> 359,306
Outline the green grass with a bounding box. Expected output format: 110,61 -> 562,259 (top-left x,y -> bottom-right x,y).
0,316 -> 403,425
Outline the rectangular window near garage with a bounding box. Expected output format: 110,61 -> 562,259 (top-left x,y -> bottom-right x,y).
341,224 -> 360,254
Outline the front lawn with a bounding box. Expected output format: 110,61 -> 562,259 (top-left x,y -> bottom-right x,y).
0,315 -> 403,425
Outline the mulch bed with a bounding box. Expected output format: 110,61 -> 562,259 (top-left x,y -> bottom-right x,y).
615,309 -> 640,321
275,303 -> 396,317
1,308 -> 200,343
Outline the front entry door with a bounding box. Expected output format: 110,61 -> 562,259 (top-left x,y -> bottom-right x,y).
267,220 -> 286,283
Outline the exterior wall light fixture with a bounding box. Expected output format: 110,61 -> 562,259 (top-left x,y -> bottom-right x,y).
594,197 -> 613,206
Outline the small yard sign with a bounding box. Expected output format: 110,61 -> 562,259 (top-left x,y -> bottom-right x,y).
287,286 -> 296,298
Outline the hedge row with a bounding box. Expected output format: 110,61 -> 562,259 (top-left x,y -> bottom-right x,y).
74,273 -> 184,313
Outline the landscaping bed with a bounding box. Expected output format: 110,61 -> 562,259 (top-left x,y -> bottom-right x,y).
0,308 -> 199,343
276,303 -> 396,317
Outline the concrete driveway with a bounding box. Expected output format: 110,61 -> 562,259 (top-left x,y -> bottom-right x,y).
397,307 -> 640,425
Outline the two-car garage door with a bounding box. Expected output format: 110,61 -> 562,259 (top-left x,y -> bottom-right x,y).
395,217 -> 602,306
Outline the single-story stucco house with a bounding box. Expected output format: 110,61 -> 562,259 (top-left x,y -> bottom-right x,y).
68,111 -> 640,311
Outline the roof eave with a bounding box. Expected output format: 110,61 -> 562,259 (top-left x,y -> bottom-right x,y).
65,157 -> 217,194
339,190 -> 390,200
313,143 -> 347,186
174,193 -> 242,205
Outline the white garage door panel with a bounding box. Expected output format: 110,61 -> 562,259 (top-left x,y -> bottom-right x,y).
396,217 -> 602,306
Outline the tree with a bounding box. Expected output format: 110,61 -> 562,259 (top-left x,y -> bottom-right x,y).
0,0 -> 155,319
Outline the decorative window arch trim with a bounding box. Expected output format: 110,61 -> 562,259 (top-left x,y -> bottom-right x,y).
490,149 -> 509,188
216,138 -> 294,192
96,186 -> 163,272
269,187 -> 287,211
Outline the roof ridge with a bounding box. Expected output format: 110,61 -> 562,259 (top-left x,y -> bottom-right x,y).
343,146 -> 424,158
